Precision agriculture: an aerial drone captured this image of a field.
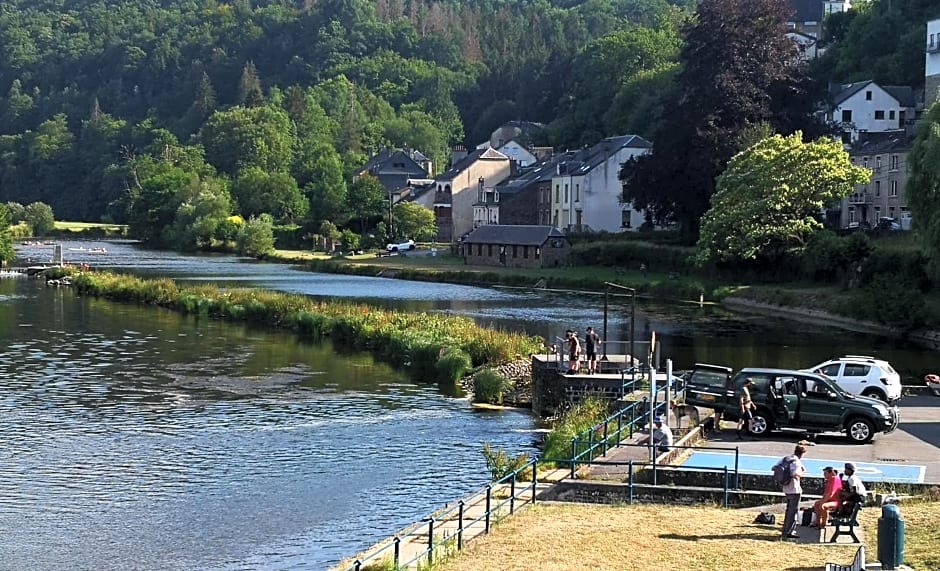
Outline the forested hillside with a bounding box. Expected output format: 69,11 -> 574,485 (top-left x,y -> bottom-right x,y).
0,0 -> 690,226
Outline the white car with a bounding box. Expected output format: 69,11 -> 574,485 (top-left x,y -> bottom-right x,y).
386,239 -> 415,252
805,355 -> 902,403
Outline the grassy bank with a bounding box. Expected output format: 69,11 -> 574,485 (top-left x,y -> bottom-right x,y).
72,272 -> 542,381
274,253 -> 719,303
438,500 -> 940,571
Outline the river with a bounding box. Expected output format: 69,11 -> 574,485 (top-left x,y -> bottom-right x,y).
2,241 -> 935,570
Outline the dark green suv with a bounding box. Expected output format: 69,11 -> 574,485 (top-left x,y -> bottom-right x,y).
685,364 -> 899,444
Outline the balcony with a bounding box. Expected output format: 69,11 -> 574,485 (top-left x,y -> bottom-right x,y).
848,192 -> 873,205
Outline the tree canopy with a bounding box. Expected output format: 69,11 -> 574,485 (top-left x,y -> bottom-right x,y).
696,132 -> 870,264
907,100 -> 940,276
0,203 -> 14,266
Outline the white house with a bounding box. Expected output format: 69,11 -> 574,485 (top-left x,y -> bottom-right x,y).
549,135 -> 652,233
926,19 -> 940,103
495,140 -> 538,167
827,80 -> 915,143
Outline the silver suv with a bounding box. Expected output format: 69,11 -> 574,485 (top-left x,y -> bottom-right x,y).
805,355 -> 902,404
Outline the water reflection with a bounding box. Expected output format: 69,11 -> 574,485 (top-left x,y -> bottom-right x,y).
0,279 -> 537,570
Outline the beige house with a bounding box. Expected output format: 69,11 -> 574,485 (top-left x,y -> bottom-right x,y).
842,131 -> 912,230
434,147 -> 512,242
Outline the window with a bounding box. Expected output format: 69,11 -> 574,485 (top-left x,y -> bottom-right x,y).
889,206 -> 896,218
512,245 -> 518,258
865,91 -> 872,100
842,109 -> 853,122
874,110 -> 885,120
477,244 -> 482,256
819,364 -> 842,377
874,206 -> 881,219
890,181 -> 898,196
876,156 -> 882,168
889,110 -> 896,120
891,155 -> 899,170
875,181 -> 881,197
863,157 -> 869,168
555,185 -> 559,202
523,246 -> 529,259
488,244 -> 493,256
535,247 -> 541,258
564,184 -> 568,202
844,364 -> 871,377
621,210 -> 632,228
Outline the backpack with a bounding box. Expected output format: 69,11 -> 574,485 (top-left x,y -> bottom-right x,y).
753,512 -> 776,525
772,456 -> 795,487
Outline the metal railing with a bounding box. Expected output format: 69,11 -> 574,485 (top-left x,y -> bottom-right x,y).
342,458 -> 539,571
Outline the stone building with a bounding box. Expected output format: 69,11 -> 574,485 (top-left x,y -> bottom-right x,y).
460,225 -> 570,269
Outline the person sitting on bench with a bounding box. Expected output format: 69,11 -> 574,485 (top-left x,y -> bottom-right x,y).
651,415 -> 673,453
814,466 -> 843,527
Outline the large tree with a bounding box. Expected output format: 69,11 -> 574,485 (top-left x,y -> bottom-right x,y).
907,101 -> 940,277
0,203 -> 15,267
621,0 -> 824,244
696,132 -> 870,264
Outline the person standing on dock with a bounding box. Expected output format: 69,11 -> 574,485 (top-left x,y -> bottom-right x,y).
584,326 -> 601,374
566,330 -> 581,374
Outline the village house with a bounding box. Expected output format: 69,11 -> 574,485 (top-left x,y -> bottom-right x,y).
786,0 -> 851,39
357,148 -> 433,194
434,147 -> 512,242
460,224 -> 570,269
472,154 -> 568,228
840,131 -> 912,230
926,18 -> 940,104
826,80 -> 916,143
550,135 -> 652,233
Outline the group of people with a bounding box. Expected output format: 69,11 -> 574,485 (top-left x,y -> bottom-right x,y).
776,444 -> 868,541
563,327 -> 601,374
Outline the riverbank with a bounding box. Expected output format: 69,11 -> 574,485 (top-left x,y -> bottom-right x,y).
72,272 -> 542,382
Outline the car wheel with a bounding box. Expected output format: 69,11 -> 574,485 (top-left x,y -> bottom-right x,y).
862,388 -> 886,402
390,246 -> 398,252
845,417 -> 875,444
408,244 -> 415,250
748,411 -> 774,437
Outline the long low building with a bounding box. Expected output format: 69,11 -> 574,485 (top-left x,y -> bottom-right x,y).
459,224 -> 570,268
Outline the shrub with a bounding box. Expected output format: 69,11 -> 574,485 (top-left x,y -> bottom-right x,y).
473,369 -> 512,404
482,443 -> 531,480
540,397 -> 610,466
436,349 -> 472,384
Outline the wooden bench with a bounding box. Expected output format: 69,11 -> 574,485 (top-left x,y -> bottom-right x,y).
829,502 -> 862,543
824,545 -> 865,571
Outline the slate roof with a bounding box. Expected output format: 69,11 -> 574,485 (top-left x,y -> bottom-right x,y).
359,149 -> 430,193
556,135 -> 651,176
463,225 -> 566,246
437,147 -> 508,181
831,81 -> 916,107
849,130 -> 913,155
494,153 -> 570,194
789,0 -> 822,23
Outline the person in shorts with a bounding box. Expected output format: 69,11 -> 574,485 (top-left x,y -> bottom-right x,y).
737,379 -> 757,439
584,326 -> 601,374
565,330 -> 581,374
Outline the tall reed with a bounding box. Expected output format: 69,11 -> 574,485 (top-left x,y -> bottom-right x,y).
73,272 -> 542,378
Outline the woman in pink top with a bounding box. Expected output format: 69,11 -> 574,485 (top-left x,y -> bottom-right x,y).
814,466 -> 843,527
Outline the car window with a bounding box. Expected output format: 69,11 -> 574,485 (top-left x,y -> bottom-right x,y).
803,377 -> 831,396
843,364 -> 871,377
689,369 -> 729,387
881,363 -> 897,374
818,363 -> 842,377
774,375 -> 801,395
736,373 -> 771,392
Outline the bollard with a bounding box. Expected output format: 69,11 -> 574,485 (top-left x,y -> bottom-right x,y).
877,504 -> 905,570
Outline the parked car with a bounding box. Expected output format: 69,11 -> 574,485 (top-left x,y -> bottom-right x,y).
877,217 -> 902,231
804,355 -> 901,404
684,364 -> 898,443
386,239 -> 416,252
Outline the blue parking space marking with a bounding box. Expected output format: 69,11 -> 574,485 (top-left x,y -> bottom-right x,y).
681,451 -> 925,483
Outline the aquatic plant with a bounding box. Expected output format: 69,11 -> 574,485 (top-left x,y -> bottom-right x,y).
472,369 -> 511,404
73,272 -> 542,379
540,397 -> 610,467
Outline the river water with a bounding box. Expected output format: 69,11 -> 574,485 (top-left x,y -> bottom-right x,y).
2,241 -> 935,570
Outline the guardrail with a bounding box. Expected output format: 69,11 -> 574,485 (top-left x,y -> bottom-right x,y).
341,458 -> 539,571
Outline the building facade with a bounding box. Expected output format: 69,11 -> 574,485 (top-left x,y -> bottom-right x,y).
827,81 -> 915,143
549,135 -> 652,233
927,18 -> 940,104
460,225 -> 570,269
841,131 -> 912,230
434,147 -> 512,242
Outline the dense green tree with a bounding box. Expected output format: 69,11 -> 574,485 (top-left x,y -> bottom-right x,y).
621,0 -> 823,244
296,141 -> 347,227
907,101 -> 940,277
230,167 -> 308,224
392,202 -> 436,241
200,105 -> 294,175
24,201 -> 55,236
0,203 -> 14,267
346,174 -> 386,234
696,133 -> 870,264
236,214 -> 276,257
4,201 -> 25,224
238,61 -> 264,107
168,178 -> 234,250
127,161 -> 199,246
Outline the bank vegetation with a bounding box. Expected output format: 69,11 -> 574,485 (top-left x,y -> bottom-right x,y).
73,272 -> 542,383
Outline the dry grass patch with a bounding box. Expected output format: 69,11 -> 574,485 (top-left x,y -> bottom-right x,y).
859,500 -> 940,570
438,503 -> 875,571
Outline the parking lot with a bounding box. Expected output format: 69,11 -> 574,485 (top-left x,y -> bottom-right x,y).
700,394 -> 940,484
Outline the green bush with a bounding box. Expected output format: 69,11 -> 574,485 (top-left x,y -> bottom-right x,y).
436,349 -> 472,383
482,443 -> 531,480
571,240 -> 694,272
473,369 -> 512,404
540,397 -> 610,466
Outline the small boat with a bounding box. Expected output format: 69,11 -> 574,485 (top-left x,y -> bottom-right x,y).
926,374 -> 940,396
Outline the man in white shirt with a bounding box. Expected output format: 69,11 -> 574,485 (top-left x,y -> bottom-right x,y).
651,415 -> 673,453
843,462 -> 868,501
780,444 -> 808,540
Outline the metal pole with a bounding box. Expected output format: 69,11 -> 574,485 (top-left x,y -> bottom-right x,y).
427,518 -> 435,565
630,292 -> 636,369
457,502 -> 464,550
602,285 -> 609,360
666,359 -> 673,430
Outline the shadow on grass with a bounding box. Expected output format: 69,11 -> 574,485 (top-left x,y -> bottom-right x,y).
659,530 -> 780,542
